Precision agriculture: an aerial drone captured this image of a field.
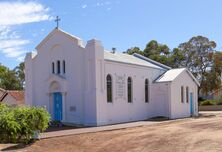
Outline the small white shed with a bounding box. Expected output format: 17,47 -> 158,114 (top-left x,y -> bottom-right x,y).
155,68 -> 200,119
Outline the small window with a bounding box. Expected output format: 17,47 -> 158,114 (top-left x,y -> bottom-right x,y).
128,77 -> 132,103
52,62 -> 55,74
181,86 -> 184,103
106,74 -> 112,103
186,86 -> 189,103
145,79 -> 149,103
57,60 -> 60,74
63,60 -> 66,74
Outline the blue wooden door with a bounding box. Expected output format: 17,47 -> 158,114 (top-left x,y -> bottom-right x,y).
190,92 -> 193,116
53,92 -> 62,121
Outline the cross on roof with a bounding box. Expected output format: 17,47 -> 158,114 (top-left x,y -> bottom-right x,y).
55,16 -> 61,29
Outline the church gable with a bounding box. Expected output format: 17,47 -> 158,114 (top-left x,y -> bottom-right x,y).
35,28 -> 84,51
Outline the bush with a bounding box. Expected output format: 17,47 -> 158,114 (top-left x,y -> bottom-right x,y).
215,95 -> 222,105
216,100 -> 222,105
0,104 -> 50,143
200,100 -> 217,106
198,97 -> 205,102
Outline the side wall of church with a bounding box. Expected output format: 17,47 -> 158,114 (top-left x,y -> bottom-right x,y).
97,61 -> 167,125
170,71 -> 198,119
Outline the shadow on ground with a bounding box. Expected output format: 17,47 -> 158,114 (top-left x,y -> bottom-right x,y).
1,142 -> 34,151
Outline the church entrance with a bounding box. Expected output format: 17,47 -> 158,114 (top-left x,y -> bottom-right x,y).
53,92 -> 63,121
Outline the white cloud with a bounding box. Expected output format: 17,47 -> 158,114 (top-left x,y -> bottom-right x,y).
2,47 -> 25,58
0,39 -> 29,49
107,7 -> 112,11
0,39 -> 29,58
0,1 -> 51,26
96,2 -> 103,6
0,1 -> 52,62
17,56 -> 25,62
82,4 -> 87,9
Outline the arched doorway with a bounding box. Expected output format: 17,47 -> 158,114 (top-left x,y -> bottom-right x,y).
53,92 -> 62,121
49,81 -> 64,121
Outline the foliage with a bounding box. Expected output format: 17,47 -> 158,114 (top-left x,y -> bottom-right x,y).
202,52 -> 222,94
0,104 -> 50,143
198,96 -> 205,102
126,36 -> 222,95
214,95 -> 222,105
200,96 -> 222,106
13,62 -> 25,89
200,100 -> 216,106
216,100 -> 222,105
125,47 -> 144,55
143,40 -> 171,66
174,36 -> 216,93
0,62 -> 24,90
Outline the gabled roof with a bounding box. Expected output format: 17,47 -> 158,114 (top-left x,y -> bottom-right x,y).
133,53 -> 171,70
0,88 -> 7,101
7,91 -> 24,102
155,68 -> 200,86
0,89 -> 24,105
104,51 -> 168,70
35,28 -> 83,50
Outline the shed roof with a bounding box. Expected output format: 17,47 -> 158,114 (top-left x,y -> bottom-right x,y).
155,68 -> 200,86
0,90 -> 24,105
7,91 -> 24,102
104,51 -> 168,70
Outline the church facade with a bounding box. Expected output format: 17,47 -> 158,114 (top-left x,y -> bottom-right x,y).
25,29 -> 199,126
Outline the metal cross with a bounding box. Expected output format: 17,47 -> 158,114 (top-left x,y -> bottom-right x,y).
55,16 -> 61,29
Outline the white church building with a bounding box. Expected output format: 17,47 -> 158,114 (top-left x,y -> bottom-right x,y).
25,28 -> 199,126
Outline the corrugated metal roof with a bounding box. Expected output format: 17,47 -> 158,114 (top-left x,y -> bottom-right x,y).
104,51 -> 166,70
155,68 -> 185,82
155,68 -> 200,86
133,53 -> 171,70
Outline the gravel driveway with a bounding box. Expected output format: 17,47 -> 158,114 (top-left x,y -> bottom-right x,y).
1,112 -> 222,152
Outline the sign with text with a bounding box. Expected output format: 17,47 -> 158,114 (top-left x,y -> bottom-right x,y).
115,75 -> 125,99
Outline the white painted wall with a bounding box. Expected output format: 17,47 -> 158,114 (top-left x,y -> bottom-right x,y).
25,29 -> 199,126
25,30 -> 87,125
170,70 -> 198,119
101,61 -> 166,125
84,39 -> 106,126
152,82 -> 170,118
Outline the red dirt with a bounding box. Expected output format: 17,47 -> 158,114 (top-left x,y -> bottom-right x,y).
1,113 -> 222,152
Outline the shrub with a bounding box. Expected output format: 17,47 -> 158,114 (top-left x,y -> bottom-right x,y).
215,95 -> 222,105
200,100 -> 216,106
216,100 -> 222,105
198,97 -> 205,102
0,104 -> 50,143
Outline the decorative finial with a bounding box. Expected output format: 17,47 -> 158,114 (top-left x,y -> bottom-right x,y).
55,16 -> 61,29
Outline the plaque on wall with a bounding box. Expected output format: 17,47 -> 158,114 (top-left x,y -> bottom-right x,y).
70,106 -> 76,112
115,75 -> 125,99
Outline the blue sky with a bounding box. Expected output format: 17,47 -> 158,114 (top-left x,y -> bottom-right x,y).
1,0 -> 222,69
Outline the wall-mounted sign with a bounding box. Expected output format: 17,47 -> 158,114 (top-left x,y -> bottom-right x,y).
115,75 -> 125,99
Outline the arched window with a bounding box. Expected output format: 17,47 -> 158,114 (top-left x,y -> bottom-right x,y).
63,60 -> 66,74
52,62 -> 55,74
127,77 -> 132,103
106,74 -> 112,103
145,79 -> 149,103
57,60 -> 60,74
181,86 -> 184,103
186,86 -> 189,103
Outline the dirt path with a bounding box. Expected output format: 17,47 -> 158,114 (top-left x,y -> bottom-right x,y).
1,113 -> 222,152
